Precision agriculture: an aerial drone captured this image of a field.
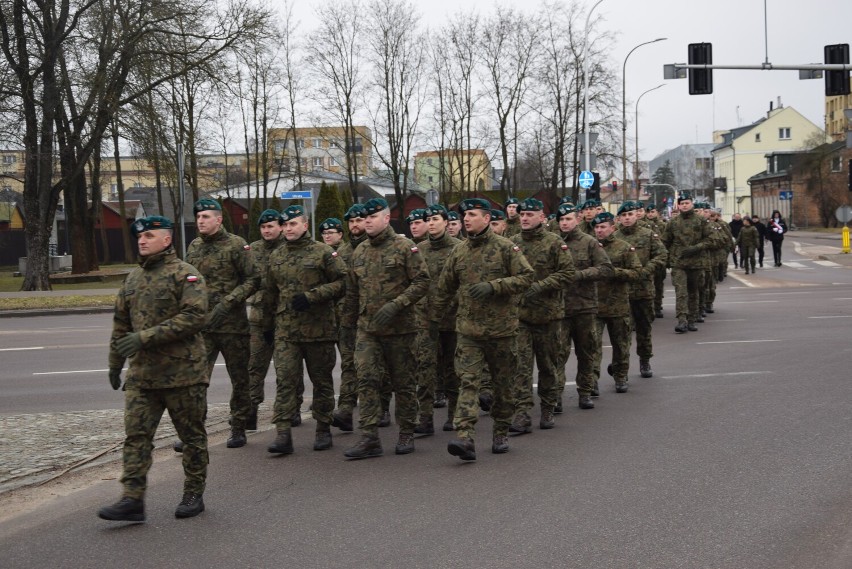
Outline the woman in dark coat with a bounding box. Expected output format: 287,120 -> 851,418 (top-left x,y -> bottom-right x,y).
766,210 -> 787,267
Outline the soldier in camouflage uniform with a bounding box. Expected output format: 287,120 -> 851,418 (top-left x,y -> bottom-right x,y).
645,204 -> 668,318
332,205 -> 368,432
661,194 -> 714,333
407,208 -> 429,243
99,216 -> 209,522
593,212 -> 641,393
246,210 -> 284,431
341,198 -> 430,458
503,197 -> 521,239
578,200 -> 598,235
555,203 -> 613,410
185,198 -> 259,449
413,204 -> 462,435
433,198 -> 534,461
447,211 -> 464,239
509,199 -> 575,433
696,203 -> 727,321
615,202 -> 667,379
262,206 -> 347,454
489,208 -> 507,236
712,210 -> 735,284
320,217 -> 344,249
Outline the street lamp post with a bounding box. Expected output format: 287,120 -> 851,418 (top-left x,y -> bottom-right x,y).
582,0 -> 605,177
634,83 -> 665,200
622,38 -> 666,198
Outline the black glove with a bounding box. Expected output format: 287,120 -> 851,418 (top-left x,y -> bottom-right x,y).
373,302 -> 400,327
469,282 -> 494,300
108,367 -> 122,390
208,302 -> 229,328
523,282 -> 543,301
115,332 -> 142,358
291,293 -> 311,312
262,330 -> 275,346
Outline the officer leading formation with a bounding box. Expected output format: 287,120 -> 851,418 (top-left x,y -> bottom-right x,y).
101,191 -> 732,522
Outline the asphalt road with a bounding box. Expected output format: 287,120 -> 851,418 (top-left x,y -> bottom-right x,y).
1,244 -> 852,568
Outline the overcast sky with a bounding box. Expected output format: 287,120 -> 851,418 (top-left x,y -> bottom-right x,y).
288,0 -> 850,165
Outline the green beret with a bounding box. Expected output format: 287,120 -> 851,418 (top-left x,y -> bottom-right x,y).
363,198 -> 388,214
281,205 -> 305,221
579,200 -> 596,210
559,196 -> 575,206
646,203 -> 657,211
447,211 -> 460,221
319,218 -> 343,232
344,204 -> 367,221
258,209 -> 282,225
132,215 -> 173,236
591,211 -> 615,226
504,197 -> 520,208
617,201 -> 636,216
406,208 -> 428,224
427,204 -> 448,219
547,213 -> 557,220
677,191 -> 693,203
459,198 -> 490,213
557,203 -> 579,217
519,198 -> 544,212
635,201 -> 645,209
193,198 -> 221,214
490,208 -> 506,220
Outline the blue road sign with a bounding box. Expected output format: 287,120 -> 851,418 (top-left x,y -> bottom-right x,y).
578,170 -> 594,189
779,190 -> 793,201
281,190 -> 312,199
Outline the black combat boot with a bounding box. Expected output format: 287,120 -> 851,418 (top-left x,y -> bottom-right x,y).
705,305 -> 715,313
290,412 -> 302,427
313,428 -> 332,451
395,433 -> 415,455
655,309 -> 664,318
98,497 -> 145,522
478,392 -> 493,412
246,406 -> 258,431
554,397 -> 564,414
344,435 -> 383,459
443,414 -> 455,432
615,382 -> 629,393
267,429 -> 294,454
226,428 -> 247,448
491,435 -> 509,454
414,415 -> 434,436
675,321 -> 689,334
578,396 -> 595,409
332,409 -> 354,432
433,392 -> 447,408
539,410 -> 555,429
175,493 -> 205,519
591,384 -> 600,397
447,437 -> 476,461
606,363 -> 614,377
640,359 -> 653,378
377,410 -> 391,427
173,440 -> 184,453
687,322 -> 698,332
509,412 -> 532,435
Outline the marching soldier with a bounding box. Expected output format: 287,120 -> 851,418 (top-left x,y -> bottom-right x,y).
578,200 -> 598,235
645,204 -> 668,318
433,198 -> 534,461
184,198 -> 259,449
489,208 -> 508,236
503,197 -> 521,238
509,198 -> 575,433
447,210 -> 464,239
320,217 -> 345,249
406,208 -> 429,242
342,198 -> 430,458
100,216 -> 209,522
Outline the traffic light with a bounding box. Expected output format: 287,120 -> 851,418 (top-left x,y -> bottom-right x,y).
688,43 -> 713,95
611,180 -> 619,195
825,44 -> 850,96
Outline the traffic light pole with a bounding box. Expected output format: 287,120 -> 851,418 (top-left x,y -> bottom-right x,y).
668,62 -> 851,72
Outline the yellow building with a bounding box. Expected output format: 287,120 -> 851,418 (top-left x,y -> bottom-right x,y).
712,105 -> 825,215
0,149 -> 25,194
267,126 -> 373,178
825,89 -> 852,141
414,149 -> 492,195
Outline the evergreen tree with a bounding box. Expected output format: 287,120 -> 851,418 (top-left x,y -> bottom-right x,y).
269,195 -> 282,213
314,181 -> 346,239
651,160 -> 677,187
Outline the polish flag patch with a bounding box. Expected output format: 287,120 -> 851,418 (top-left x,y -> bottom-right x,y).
560,244 -> 568,250
243,245 -> 251,250
187,275 -> 198,282
411,246 -> 419,253
512,245 -> 521,252
331,251 -> 339,257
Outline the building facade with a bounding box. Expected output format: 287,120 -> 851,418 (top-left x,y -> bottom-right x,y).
648,143 -> 715,196
414,149 -> 492,195
267,126 -> 373,178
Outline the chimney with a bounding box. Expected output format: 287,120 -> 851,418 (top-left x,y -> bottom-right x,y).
777,96 -> 783,109
769,100 -> 774,113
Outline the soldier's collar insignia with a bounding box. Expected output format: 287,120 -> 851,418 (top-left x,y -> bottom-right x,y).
187,275 -> 198,282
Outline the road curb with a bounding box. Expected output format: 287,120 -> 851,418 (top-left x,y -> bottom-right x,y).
0,306 -> 114,319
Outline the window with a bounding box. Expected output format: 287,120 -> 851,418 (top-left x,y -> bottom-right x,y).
2,155 -> 15,164
831,155 -> 842,172
428,176 -> 433,183
331,139 -> 340,149
755,133 -> 761,143
312,137 -> 322,148
778,127 -> 791,140
427,158 -> 433,166
312,157 -> 323,168
695,157 -> 712,170
297,138 -> 305,149
273,140 -> 286,154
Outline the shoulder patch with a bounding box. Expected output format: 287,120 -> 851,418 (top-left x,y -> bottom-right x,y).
597,242 -> 604,248
512,245 -> 521,252
331,251 -> 339,258
243,244 -> 251,250
560,244 -> 568,250
630,247 -> 636,251
410,246 -> 419,253
187,275 -> 198,282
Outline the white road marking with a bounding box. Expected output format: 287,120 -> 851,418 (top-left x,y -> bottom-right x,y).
720,300 -> 779,304
814,260 -> 842,267
661,371 -> 773,379
0,346 -> 44,352
783,262 -> 807,268
708,319 -> 746,322
695,340 -> 782,345
33,363 -> 225,376
756,291 -> 812,296
833,298 -> 852,301
808,315 -> 852,319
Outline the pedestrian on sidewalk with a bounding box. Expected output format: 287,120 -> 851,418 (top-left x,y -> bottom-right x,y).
751,215 -> 767,268
766,210 -> 788,267
736,217 -> 759,274
99,216 -> 210,523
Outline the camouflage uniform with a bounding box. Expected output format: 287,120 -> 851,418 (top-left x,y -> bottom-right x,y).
262,232 -> 346,435
594,234 -> 641,389
414,230 -> 462,426
703,219 -> 728,310
511,224 -> 575,425
433,227 -> 534,440
504,216 -> 521,239
342,225 -> 430,438
248,235 -> 283,417
661,208 -> 714,326
557,227 -> 613,400
716,219 -> 734,282
648,217 -> 669,315
615,223 -> 667,365
186,226 -> 259,431
335,232 -> 367,415
736,224 -> 760,273
109,247 -> 209,500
